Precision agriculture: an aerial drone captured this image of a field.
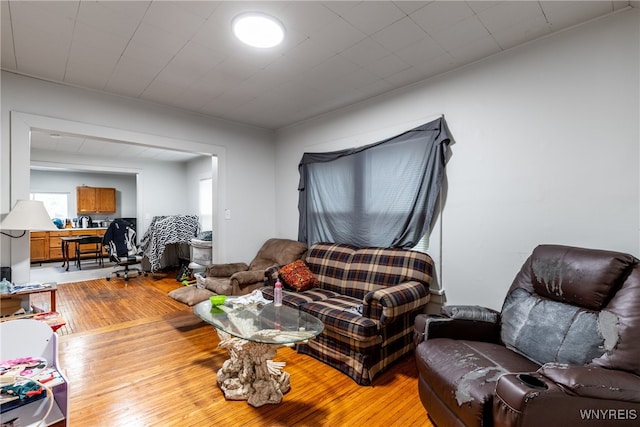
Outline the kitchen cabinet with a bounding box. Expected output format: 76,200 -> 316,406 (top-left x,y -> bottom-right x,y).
30,229 -> 108,262
48,231 -> 71,261
30,232 -> 49,262
77,186 -> 116,214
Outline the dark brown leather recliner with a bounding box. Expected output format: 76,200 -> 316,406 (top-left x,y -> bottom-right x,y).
414,244 -> 640,427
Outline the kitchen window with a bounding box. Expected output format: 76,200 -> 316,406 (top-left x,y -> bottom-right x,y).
31,192 -> 68,220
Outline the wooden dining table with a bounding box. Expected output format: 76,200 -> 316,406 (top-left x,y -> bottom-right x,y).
60,235 -> 94,271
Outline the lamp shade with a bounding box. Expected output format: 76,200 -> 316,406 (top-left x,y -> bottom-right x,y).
0,200 -> 58,231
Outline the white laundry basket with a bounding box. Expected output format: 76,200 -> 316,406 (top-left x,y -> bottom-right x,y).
189,238 -> 212,273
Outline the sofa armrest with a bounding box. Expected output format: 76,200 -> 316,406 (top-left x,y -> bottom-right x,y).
414,312 -> 501,344
442,305 -> 500,323
494,372 -> 640,427
363,281 -> 429,325
230,269 -> 268,286
205,262 -> 249,277
227,269 -> 271,296
264,265 -> 282,287
539,364 -> 640,403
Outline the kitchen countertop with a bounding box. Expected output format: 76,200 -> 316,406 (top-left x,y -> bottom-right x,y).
55,227 -> 108,231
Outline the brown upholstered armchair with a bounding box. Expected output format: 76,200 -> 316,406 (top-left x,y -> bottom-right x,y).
414,244 -> 640,427
201,238 -> 307,296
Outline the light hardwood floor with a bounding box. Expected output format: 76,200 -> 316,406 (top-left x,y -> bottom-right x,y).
30,272 -> 434,426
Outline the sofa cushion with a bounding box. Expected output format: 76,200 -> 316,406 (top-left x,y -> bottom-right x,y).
279,259 -> 319,291
306,243 -> 433,300
262,286 -> 340,308
300,295 -> 380,342
306,243 -> 357,291
344,247 -> 433,300
416,338 -> 539,427
168,286 -> 214,306
501,288 -> 608,366
529,245 -> 636,310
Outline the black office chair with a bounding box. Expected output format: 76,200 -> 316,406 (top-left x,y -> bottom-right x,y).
102,219 -> 146,283
75,235 -> 104,270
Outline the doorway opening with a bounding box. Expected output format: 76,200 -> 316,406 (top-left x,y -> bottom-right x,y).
10,111 -> 225,284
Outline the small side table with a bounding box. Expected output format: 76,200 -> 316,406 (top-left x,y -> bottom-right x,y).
1,282 -> 57,313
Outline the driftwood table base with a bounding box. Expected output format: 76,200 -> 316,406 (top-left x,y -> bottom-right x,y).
216,331 -> 291,407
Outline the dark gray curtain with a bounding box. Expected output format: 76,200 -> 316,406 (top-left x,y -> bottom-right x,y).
298,117 -> 453,248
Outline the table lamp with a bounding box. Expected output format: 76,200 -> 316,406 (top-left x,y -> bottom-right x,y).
0,200 -> 58,238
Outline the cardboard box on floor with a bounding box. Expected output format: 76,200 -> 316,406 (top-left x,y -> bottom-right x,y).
0,297 -> 23,316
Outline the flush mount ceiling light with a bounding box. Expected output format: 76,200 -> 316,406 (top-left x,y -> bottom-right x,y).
232,12 -> 284,48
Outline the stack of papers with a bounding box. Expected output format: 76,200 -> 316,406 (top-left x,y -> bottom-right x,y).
10,283 -> 52,293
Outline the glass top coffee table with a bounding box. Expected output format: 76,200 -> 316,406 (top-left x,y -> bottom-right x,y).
194,298 -> 324,407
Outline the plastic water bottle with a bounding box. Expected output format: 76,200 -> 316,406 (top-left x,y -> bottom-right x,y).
274,279 -> 282,307
0,277 -> 12,294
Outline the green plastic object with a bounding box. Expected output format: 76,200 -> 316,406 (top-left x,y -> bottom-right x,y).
210,295 -> 226,306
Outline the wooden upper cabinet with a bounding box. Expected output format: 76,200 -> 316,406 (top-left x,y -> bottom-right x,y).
77,186 -> 116,214
96,187 -> 116,213
77,187 -> 96,213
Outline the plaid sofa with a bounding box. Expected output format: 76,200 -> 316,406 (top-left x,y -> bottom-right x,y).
264,242 -> 433,385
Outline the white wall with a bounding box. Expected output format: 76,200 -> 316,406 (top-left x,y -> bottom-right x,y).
1,71 -> 276,282
275,10 -> 640,309
30,169 -> 138,220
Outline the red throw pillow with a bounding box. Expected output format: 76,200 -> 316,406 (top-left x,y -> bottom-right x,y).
279,259 -> 318,292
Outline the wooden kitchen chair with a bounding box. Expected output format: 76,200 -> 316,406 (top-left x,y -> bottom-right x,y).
75,235 -> 104,270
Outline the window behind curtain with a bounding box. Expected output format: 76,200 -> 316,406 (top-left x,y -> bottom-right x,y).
298,117 -> 452,249
413,235 -> 430,254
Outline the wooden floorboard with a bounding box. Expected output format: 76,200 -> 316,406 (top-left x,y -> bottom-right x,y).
30,272 -> 434,426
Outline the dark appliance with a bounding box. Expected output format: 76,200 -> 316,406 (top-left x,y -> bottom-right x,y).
1,266 -> 11,282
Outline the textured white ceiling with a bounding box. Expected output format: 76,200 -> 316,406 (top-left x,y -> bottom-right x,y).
29,129 -> 201,163
2,1 -> 634,161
